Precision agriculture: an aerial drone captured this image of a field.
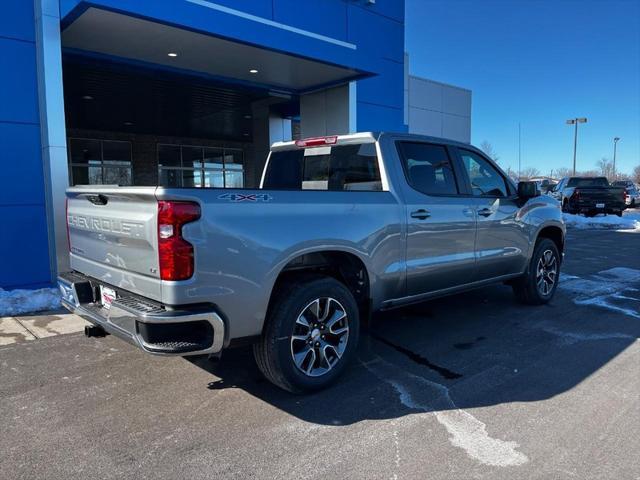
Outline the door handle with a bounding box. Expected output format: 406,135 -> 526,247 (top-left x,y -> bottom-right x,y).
411,209 -> 431,220
477,208 -> 493,217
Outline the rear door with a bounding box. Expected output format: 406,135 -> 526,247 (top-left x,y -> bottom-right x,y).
395,141 -> 477,296
66,186 -> 162,300
455,148 -> 529,280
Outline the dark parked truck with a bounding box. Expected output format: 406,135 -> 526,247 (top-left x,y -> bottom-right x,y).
551,176 -> 626,216
59,132 -> 565,392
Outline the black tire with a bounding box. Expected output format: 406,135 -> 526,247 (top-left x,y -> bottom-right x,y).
253,275 -> 360,393
512,238 -> 560,305
616,211 -> 623,217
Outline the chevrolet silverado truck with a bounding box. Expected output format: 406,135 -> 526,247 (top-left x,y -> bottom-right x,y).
550,176 -> 626,216
59,132 -> 565,393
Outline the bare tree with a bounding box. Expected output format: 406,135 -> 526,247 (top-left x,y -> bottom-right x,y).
596,158 -> 615,181
519,167 -> 541,180
480,141 -> 499,163
554,167 -> 573,179
633,165 -> 640,184
504,166 -> 519,183
580,169 -> 600,177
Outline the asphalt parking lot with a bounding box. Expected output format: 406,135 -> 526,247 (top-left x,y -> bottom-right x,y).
1,227 -> 639,479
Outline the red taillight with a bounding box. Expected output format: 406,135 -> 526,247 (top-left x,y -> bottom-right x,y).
571,190 -> 580,201
157,201 -> 200,281
295,136 -> 338,147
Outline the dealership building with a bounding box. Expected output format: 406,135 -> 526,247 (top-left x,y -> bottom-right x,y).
1,0 -> 471,290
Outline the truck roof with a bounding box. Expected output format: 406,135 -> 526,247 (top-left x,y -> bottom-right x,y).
271,131 -> 477,151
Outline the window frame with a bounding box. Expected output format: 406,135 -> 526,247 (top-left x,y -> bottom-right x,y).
454,147 -> 516,199
68,138 -> 133,186
157,143 -> 245,189
395,141 -> 468,197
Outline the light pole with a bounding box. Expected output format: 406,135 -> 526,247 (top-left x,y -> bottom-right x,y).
613,137 -> 620,180
566,117 -> 587,175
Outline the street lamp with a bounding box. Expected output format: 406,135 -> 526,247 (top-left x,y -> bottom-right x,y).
613,137 -> 620,179
566,117 -> 587,175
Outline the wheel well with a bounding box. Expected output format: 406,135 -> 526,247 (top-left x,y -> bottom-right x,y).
272,251 -> 371,309
537,226 -> 564,254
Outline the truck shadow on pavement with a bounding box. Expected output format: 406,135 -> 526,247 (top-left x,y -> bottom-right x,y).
188,280 -> 640,426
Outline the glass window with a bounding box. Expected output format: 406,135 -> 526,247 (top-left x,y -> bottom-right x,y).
158,145 -> 181,167
158,144 -> 244,189
263,143 -> 382,191
459,149 -> 508,197
396,142 -> 458,195
68,139 -> 132,186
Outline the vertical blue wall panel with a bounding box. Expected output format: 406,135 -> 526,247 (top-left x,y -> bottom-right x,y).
0,38 -> 40,124
356,102 -> 404,133
0,205 -> 52,289
0,123 -> 44,206
0,3 -> 52,289
0,0 -> 36,42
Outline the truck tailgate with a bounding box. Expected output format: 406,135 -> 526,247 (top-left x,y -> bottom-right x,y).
66,186 -> 162,301
574,187 -> 625,205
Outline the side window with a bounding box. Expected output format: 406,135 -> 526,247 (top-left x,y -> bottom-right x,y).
459,149 -> 508,197
397,142 -> 459,195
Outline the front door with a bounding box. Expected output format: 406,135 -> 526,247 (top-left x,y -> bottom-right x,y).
456,148 -> 529,280
396,141 -> 477,296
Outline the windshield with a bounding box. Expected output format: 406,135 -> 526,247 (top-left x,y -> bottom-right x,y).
567,177 -> 609,188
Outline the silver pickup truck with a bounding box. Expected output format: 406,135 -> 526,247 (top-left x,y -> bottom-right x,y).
59,132 -> 565,392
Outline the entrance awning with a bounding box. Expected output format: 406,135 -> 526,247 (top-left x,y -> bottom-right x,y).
61,8 -> 369,93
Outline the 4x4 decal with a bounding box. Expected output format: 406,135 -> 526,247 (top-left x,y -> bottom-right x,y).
218,193 -> 273,202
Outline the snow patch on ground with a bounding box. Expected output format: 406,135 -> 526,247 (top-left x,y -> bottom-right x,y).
0,287 -> 61,317
362,357 -> 529,467
559,268 -> 640,319
563,210 -> 640,231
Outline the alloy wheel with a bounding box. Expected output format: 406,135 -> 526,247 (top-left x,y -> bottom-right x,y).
536,249 -> 558,296
290,297 -> 349,377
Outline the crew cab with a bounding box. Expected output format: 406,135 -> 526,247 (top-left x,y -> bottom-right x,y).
551,176 -> 626,216
59,132 -> 565,392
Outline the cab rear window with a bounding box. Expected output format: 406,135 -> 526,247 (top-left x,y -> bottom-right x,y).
262,143 -> 382,191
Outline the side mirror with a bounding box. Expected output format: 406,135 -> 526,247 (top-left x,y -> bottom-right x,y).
518,181 -> 540,200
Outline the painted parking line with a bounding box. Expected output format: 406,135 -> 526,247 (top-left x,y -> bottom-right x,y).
0,311 -> 88,346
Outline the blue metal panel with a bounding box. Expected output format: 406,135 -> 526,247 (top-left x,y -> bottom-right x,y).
356,101 -> 406,133
0,0 -> 36,42
0,38 -> 40,124
347,4 -> 404,63
274,0 -> 348,41
0,123 -> 44,206
356,58 -> 404,110
0,205 -> 52,289
203,0 -> 273,18
350,0 -> 404,23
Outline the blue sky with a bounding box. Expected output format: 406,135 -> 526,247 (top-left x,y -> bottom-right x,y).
406,0 -> 640,176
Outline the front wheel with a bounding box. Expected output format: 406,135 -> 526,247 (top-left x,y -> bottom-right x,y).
512,238 -> 561,305
253,275 -> 360,393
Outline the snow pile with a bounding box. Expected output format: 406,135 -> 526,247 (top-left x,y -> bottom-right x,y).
563,210 -> 640,231
0,287 -> 61,317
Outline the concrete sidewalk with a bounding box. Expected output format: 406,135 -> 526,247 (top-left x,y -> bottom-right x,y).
0,310 -> 87,346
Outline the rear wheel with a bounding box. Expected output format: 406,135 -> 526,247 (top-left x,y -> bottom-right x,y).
512,238 -> 560,305
253,275 -> 360,393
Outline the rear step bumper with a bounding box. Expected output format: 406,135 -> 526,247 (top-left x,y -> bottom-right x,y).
57,272 -> 225,356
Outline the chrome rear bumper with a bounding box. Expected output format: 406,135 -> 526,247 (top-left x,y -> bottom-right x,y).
57,272 -> 225,356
